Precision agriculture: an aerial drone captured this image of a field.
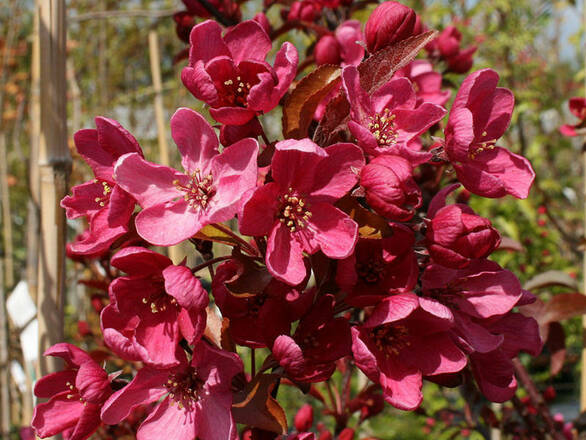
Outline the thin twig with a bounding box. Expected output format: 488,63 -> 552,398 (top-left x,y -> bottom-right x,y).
190,256 -> 233,274
195,0 -> 237,27
210,223 -> 259,256
70,9 -> 176,22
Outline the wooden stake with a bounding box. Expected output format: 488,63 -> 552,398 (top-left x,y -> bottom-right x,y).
0,239 -> 10,440
36,0 -> 70,377
0,0 -> 19,290
148,29 -> 170,167
148,29 -> 183,263
0,136 -> 14,290
580,0 -> 586,412
582,0 -> 586,413
28,0 -> 41,305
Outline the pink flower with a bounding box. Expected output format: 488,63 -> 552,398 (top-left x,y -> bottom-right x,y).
342,65 -> 446,161
470,309 -> 541,402
272,295 -> 351,382
32,344 -> 112,440
336,224 -> 418,307
444,69 -> 535,199
101,247 -> 208,367
425,186 -> 500,268
422,260 -> 522,321
427,26 -> 477,74
351,294 -> 466,410
239,138 -> 364,285
394,60 -> 451,107
359,154 -> 421,221
294,404 -> 314,432
114,108 -> 258,246
101,341 -> 243,440
315,20 -> 364,67
365,1 -> 418,53
61,117 -> 142,255
560,97 -> 586,136
181,20 -> 298,125
286,1 -> 322,22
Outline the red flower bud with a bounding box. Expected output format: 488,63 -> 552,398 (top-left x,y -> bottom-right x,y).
314,35 -> 342,65
360,154 -> 421,221
365,1 -> 417,53
294,404 -> 314,432
426,204 -> 501,268
288,0 -> 321,22
338,428 -> 355,440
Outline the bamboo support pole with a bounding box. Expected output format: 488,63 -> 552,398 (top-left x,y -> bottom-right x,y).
148,29 -> 182,263
28,1 -> 41,305
582,0 -> 586,413
36,0 -> 71,377
0,0 -> 19,290
0,136 -> 14,290
0,232 -> 10,440
580,0 -> 586,412
148,30 -> 170,168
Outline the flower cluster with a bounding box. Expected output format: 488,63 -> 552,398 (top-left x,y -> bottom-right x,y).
33,2 -> 542,439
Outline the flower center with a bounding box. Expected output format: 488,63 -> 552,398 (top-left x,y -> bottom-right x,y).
94,180 -> 112,208
141,280 -> 180,314
370,324 -> 410,358
356,257 -> 385,284
65,381 -> 87,406
174,170 -> 215,211
165,368 -> 205,411
278,188 -> 312,233
222,75 -> 252,107
368,108 -> 398,147
247,292 -> 267,317
141,293 -> 178,314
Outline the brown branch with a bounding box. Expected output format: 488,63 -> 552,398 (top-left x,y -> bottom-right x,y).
69,9 -> 176,22
512,358 -> 565,440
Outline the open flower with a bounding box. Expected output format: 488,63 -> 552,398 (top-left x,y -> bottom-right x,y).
32,344 -> 112,440
181,19 -> 298,125
560,97 -> 586,137
61,117 -> 142,255
351,294 -> 466,410
239,138 -> 364,285
443,68 -> 534,199
114,108 -> 258,246
272,295 -> 351,382
336,224 -> 418,307
342,65 -> 446,161
394,60 -> 451,107
101,247 -> 208,367
101,341 -> 242,440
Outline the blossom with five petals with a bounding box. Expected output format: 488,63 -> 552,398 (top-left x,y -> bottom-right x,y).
114,108 -> 258,246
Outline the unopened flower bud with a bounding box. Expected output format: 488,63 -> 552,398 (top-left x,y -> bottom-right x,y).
294,404 -> 314,431
314,35 -> 342,65
365,1 -> 417,53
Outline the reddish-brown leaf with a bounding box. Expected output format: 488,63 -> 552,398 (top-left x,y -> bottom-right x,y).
496,237 -> 524,253
204,306 -> 235,352
539,293 -> 586,325
225,252 -> 272,298
546,322 -> 566,376
313,30 -> 437,146
336,195 -> 393,238
232,374 -> 288,434
523,270 -> 579,291
194,224 -> 243,249
282,64 -> 341,139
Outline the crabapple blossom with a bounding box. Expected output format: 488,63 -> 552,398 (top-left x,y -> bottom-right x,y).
114,108 -> 258,246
